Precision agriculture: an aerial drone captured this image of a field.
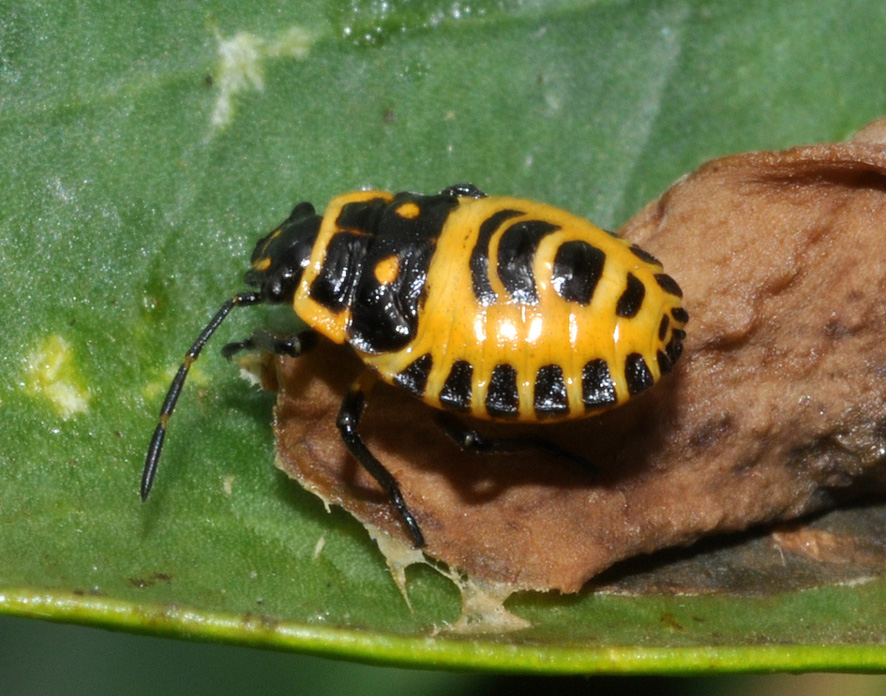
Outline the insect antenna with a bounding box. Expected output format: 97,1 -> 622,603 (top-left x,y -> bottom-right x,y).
141,290 -> 264,501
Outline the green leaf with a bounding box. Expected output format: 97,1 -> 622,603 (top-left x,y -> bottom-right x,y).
2,0 -> 885,674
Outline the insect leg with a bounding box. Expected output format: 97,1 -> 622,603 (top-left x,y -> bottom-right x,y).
433,412 -> 597,479
439,183 -> 487,199
221,328 -> 318,359
336,371 -> 425,548
142,291 -> 264,501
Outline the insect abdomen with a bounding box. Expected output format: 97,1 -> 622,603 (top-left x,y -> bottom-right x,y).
365,195 -> 687,422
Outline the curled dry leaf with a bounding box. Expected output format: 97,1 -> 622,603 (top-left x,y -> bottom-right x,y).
273,127 -> 886,595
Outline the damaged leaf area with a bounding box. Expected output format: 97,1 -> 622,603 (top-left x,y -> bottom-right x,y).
273,127 -> 886,599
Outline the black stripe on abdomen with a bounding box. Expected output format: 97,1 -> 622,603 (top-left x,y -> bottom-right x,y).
470,209 -> 523,305
534,364 -> 569,418
439,359 -> 473,412
485,363 -> 519,417
496,220 -> 560,304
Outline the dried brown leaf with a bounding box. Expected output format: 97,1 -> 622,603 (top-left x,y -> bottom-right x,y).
273,128 -> 886,593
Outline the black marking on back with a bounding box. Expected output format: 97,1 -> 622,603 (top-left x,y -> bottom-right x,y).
625,353 -> 654,395
658,314 -> 670,341
551,240 -> 606,306
309,231 -> 370,312
486,363 -> 519,418
394,353 -> 433,396
630,244 -> 661,266
657,349 -> 673,375
496,219 -> 560,304
534,364 -> 569,418
470,209 -> 523,305
337,198 -> 388,235
655,273 -> 684,298
347,192 -> 459,354
616,273 -> 646,319
582,359 -> 617,410
671,307 -> 689,324
439,359 -> 473,412
665,330 -> 685,364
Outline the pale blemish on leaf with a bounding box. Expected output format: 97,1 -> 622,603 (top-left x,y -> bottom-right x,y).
210,26 -> 313,133
282,471 -> 527,630
23,335 -> 90,419
365,522 -> 530,633
442,575 -> 531,635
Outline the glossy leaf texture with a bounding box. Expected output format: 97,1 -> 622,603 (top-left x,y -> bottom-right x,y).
2,0 -> 886,674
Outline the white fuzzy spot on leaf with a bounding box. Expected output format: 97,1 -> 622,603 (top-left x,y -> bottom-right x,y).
24,335 -> 90,419
210,26 -> 313,132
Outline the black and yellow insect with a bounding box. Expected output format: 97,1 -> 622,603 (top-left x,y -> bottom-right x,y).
143,184 -> 687,547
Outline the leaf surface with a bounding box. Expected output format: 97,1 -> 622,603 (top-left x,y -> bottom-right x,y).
2,0 -> 885,673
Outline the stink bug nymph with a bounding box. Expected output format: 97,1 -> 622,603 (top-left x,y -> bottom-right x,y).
142,184 -> 688,547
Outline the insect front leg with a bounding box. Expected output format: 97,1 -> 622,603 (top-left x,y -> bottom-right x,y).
433,412 -> 598,480
336,371 -> 425,548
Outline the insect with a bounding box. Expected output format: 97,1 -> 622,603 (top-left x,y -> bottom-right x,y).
142,184 -> 687,547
